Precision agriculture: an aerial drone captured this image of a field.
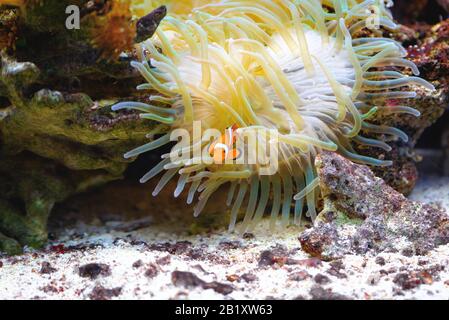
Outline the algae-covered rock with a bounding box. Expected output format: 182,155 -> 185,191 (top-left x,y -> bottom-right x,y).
0,1 -> 166,254
354,17 -> 449,195
0,53 -> 155,254
299,152 -> 449,261
407,18 -> 449,177
349,1 -> 449,195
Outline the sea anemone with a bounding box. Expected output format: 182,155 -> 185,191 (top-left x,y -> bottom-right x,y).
114,0 -> 434,233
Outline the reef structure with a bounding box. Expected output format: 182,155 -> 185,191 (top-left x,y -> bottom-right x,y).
115,0 -> 435,233
0,0 -> 167,254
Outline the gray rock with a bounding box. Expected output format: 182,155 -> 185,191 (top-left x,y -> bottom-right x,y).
300,152 -> 449,260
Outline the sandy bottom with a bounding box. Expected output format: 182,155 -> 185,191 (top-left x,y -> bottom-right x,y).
409,176 -> 449,210
0,176 -> 448,300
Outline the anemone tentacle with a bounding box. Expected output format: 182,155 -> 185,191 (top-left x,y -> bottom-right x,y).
119,0 -> 434,232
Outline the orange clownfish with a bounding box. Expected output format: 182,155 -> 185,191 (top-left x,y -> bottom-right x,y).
208,124 -> 241,163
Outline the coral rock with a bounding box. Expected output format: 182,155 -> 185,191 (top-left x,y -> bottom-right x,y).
299,151 -> 449,261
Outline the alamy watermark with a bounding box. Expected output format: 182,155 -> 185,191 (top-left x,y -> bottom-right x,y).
65,5 -> 80,30
63,2 -> 389,31
366,1 -> 394,31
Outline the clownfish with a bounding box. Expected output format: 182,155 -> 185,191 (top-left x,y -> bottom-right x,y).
208,124 -> 241,163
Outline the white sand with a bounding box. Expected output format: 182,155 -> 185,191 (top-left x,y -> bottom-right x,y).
0,176 -> 448,300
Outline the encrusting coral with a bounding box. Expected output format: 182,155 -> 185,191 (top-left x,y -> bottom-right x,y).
89,0 -> 137,60
115,0 -> 435,233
